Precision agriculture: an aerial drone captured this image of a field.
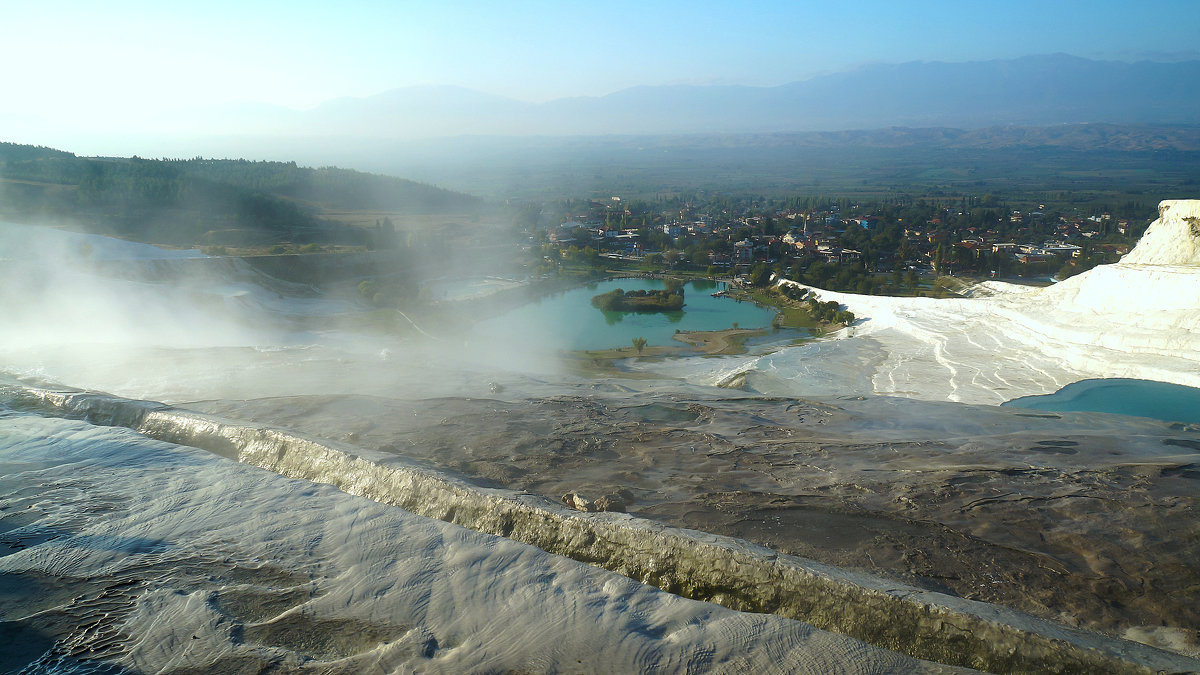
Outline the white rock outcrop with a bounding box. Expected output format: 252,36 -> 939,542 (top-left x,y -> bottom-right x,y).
736,199 -> 1200,404
1121,199 -> 1200,266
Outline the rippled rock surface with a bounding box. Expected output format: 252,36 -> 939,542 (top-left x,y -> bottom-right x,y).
184,391 -> 1200,656
1,405 -> 968,674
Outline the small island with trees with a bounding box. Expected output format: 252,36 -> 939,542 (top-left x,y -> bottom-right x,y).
591,279 -> 685,312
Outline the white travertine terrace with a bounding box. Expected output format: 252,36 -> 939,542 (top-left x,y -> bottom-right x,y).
747,199 -> 1200,404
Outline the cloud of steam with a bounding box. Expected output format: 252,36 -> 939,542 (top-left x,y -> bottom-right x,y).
0,220 -> 561,404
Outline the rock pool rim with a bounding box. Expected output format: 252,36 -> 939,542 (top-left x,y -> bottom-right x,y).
1002,378 -> 1200,425
6,382 -> 1197,674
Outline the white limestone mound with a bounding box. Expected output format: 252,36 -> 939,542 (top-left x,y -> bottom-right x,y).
1038,199 -> 1200,315
1120,199 -> 1200,266
1010,199 -> 1200,371
722,199 -> 1200,404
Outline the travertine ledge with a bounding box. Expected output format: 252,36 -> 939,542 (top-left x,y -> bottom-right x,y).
10,384 -> 1199,674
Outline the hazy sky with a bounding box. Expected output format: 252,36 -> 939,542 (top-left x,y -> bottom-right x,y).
3,0 -> 1198,145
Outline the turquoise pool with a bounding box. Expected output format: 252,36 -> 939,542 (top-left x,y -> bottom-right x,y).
1003,378 -> 1200,425
473,278 -> 777,351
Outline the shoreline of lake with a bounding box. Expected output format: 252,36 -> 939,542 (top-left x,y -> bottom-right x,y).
671,327 -> 767,355
471,277 -> 776,352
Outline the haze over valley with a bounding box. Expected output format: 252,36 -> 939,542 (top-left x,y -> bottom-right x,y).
3,1 -> 1200,673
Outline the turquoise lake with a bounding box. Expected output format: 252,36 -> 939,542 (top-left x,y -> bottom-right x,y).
475,278 -> 778,351
1003,378 -> 1200,425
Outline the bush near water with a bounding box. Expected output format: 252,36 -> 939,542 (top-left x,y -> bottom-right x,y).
591,279 -> 685,312
591,288 -> 685,312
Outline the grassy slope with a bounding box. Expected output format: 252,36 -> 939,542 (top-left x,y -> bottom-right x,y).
0,143 -> 482,249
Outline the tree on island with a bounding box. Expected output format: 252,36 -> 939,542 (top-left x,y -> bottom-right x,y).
591,283 -> 685,313
632,337 -> 648,353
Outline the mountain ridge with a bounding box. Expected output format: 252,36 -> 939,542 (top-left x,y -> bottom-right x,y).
246,54 -> 1200,138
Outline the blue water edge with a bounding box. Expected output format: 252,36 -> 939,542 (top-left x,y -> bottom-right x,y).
473,278 -> 777,351
1002,378 -> 1200,425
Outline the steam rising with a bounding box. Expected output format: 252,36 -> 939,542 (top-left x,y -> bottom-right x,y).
0,220 -> 558,404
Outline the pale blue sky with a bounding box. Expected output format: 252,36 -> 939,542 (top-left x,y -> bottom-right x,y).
2,0 -> 1197,140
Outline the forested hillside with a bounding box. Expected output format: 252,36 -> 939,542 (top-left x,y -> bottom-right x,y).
0,143 -> 481,248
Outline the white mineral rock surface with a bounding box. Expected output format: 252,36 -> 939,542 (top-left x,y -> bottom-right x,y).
650,199 -> 1200,404
0,408 -> 962,674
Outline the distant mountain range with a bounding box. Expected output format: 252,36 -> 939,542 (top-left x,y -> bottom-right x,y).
204,54 -> 1200,139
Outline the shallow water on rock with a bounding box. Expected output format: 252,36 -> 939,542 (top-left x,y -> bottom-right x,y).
185,390 -> 1200,654
1004,377 -> 1200,424
1,408 -> 957,674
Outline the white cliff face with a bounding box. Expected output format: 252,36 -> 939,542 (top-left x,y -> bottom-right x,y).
656,199 -> 1200,405
1039,200 -> 1200,323
1120,199 -> 1200,266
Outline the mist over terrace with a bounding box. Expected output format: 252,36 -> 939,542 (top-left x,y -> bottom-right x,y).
3,3 -> 1200,667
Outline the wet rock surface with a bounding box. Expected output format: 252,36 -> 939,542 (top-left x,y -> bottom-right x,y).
2,394 -> 979,675
189,391 -> 1200,656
